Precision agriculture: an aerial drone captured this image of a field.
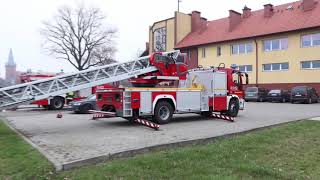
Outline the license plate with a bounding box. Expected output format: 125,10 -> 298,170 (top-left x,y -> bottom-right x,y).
295,94 -> 302,97
247,94 -> 254,97
272,94 -> 277,96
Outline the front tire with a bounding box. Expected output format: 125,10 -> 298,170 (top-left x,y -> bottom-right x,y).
49,97 -> 65,110
226,98 -> 239,117
153,101 -> 174,124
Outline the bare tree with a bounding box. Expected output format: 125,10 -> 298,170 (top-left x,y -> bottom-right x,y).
133,49 -> 144,58
41,5 -> 117,71
91,46 -> 117,66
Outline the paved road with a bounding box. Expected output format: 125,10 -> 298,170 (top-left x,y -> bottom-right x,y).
1,102 -> 320,170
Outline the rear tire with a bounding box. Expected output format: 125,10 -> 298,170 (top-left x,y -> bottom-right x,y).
49,97 -> 65,110
153,101 -> 173,124
226,98 -> 239,117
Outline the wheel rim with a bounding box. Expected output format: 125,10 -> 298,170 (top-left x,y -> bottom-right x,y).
230,103 -> 236,113
54,100 -> 62,108
159,106 -> 170,120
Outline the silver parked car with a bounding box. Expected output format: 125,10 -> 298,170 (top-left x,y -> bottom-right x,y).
70,94 -> 97,113
245,87 -> 269,102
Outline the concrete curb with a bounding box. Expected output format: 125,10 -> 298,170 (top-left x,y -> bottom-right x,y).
0,117 -> 63,171
60,119 -> 307,171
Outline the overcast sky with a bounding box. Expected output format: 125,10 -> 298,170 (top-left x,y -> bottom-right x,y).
0,0 -> 294,77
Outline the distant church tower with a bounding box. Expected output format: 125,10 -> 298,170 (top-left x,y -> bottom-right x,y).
5,48 -> 17,85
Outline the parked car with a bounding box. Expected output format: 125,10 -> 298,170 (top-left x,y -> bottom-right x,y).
70,94 -> 97,113
291,86 -> 319,104
266,89 -> 291,103
245,87 -> 269,102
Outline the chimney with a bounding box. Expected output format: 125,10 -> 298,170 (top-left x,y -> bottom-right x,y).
200,17 -> 208,31
229,10 -> 242,31
302,0 -> 317,11
242,6 -> 252,18
264,4 -> 274,17
191,11 -> 202,32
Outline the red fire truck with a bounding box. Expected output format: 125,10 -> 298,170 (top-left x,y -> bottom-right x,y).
19,72 -> 67,110
96,52 -> 248,124
19,72 -> 116,110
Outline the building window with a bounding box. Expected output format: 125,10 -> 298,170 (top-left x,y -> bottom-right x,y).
301,60 -> 320,69
201,48 -> 206,58
239,65 -> 253,72
301,33 -> 320,47
263,62 -> 289,71
231,43 -> 253,55
154,27 -> 166,52
264,38 -> 288,51
217,46 -> 221,56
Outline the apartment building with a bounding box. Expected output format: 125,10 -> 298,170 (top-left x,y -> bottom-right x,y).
149,0 -> 320,91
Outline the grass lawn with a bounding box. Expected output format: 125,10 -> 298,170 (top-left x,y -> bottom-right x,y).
1,119 -> 320,180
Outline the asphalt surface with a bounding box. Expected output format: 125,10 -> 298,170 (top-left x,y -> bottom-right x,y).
1,102 -> 320,170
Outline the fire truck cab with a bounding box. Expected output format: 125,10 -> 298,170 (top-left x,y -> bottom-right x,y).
96,58 -> 248,124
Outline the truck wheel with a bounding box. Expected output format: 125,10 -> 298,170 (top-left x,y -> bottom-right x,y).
49,97 -> 65,110
226,98 -> 239,117
154,101 -> 173,124
102,105 -> 115,112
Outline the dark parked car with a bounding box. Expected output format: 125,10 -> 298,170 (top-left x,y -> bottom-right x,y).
266,89 -> 291,103
245,87 -> 269,102
291,86 -> 319,104
70,94 -> 97,113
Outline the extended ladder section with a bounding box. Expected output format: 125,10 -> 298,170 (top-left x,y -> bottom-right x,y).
0,51 -> 180,110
